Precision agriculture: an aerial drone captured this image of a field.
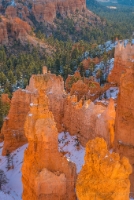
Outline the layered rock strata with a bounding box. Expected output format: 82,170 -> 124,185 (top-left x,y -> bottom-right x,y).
22,90 -> 76,200
76,137 -> 132,200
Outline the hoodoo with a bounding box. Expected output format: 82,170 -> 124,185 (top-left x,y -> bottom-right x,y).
22,90 -> 76,200
1,89 -> 34,155
115,66 -> 134,197
76,137 -> 132,200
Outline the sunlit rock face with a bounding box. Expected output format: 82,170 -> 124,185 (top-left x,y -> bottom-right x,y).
22,90 -> 76,200
95,98 -> 116,148
63,95 -> 115,148
1,89 -> 35,155
108,42 -> 134,85
76,137 -> 132,200
26,73 -> 65,132
114,66 -> 134,197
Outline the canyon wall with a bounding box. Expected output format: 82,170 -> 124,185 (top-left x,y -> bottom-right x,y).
32,0 -> 86,23
114,66 -> 134,197
22,90 -> 76,200
76,137 -> 132,200
108,42 -> 134,85
0,16 -> 32,45
0,0 -> 86,23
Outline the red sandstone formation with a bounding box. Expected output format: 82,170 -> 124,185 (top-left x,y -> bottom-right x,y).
1,89 -> 34,155
70,80 -> 89,100
108,42 -> 134,85
115,66 -> 134,197
26,73 -> 65,132
76,137 -> 132,200
1,69 -> 117,157
66,72 -> 103,101
95,98 -> 115,148
62,95 -> 115,147
82,57 -> 100,69
0,0 -> 86,24
22,90 -> 76,200
0,16 -> 32,45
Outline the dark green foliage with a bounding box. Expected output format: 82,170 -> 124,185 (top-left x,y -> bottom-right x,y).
0,97 -> 10,130
87,0 -> 134,40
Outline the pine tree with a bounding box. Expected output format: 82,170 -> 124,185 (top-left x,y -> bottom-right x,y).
0,170 -> 8,190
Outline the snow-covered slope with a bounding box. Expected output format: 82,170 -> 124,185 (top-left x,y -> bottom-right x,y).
0,143 -> 27,200
58,132 -> 85,173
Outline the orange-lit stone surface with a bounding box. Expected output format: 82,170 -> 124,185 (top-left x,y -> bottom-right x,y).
22,91 -> 76,200
76,137 -> 132,200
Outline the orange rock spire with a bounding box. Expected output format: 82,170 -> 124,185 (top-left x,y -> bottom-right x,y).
76,137 -> 132,200
22,90 -> 76,200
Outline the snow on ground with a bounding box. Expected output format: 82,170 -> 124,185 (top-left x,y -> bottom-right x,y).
58,132 -> 85,173
99,87 -> 119,100
0,143 -> 27,200
95,86 -> 119,106
91,58 -> 114,83
0,191 -> 14,200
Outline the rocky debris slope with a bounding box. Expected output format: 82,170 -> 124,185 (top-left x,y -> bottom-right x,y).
22,90 -> 76,200
115,66 -> 134,197
76,137 -> 132,200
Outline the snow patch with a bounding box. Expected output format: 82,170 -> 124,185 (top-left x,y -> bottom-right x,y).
58,132 -> 85,173
0,143 -> 28,200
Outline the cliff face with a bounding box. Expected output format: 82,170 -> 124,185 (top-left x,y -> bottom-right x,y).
0,16 -> 32,45
32,0 -> 86,23
108,42 -> 134,85
115,66 -> 134,196
76,137 -> 132,200
95,98 -> 116,148
1,72 -> 65,156
0,0 -> 86,23
1,89 -> 34,155
63,95 -> 115,147
22,90 -> 76,200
